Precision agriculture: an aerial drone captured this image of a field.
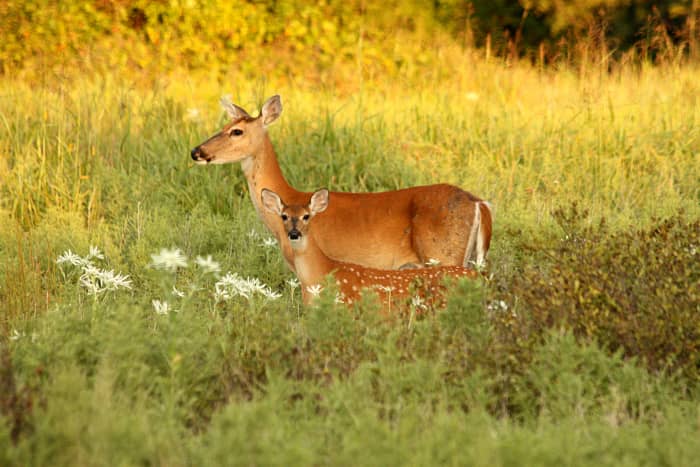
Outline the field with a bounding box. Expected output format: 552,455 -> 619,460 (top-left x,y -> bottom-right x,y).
1,50 -> 699,465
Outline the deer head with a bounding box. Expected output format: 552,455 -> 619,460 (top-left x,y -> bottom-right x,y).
261,188 -> 329,251
190,95 -> 282,164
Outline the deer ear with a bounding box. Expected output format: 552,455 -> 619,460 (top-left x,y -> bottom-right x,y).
261,95 -> 282,127
261,189 -> 283,215
309,189 -> 329,215
220,96 -> 251,120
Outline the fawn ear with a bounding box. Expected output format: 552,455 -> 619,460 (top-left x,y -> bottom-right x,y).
220,96 -> 251,120
261,95 -> 282,127
261,189 -> 283,215
309,189 -> 329,215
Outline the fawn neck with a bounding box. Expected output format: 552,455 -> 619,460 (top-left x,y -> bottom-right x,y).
291,233 -> 339,289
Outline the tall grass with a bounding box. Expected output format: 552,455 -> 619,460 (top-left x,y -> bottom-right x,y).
0,56 -> 699,464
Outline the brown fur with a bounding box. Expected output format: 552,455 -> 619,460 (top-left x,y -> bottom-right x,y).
261,188 -> 478,312
191,95 -> 492,271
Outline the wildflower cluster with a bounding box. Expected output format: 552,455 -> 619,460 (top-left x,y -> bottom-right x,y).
148,247 -> 284,313
57,245 -> 287,314
56,246 -> 132,295
214,272 -> 282,301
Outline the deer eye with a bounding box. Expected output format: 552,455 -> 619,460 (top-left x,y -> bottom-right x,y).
281,214 -> 288,221
229,128 -> 243,137
302,214 -> 310,221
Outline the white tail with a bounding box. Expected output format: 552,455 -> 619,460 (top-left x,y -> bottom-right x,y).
463,201 -> 492,268
191,95 -> 492,272
261,188 -> 478,311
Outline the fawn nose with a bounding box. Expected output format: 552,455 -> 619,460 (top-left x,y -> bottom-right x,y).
288,229 -> 301,240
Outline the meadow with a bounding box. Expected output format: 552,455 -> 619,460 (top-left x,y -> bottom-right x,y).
1,51 -> 699,464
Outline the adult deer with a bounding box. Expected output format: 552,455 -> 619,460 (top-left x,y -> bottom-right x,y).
190,95 -> 492,271
261,188 -> 478,308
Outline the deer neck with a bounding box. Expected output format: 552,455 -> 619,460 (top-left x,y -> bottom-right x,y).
292,235 -> 337,289
242,136 -> 296,217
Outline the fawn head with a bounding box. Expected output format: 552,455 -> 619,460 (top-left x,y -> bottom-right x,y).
190,95 -> 282,164
261,188 -> 329,249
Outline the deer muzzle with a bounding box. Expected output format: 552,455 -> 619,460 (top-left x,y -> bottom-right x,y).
288,229 -> 301,241
190,146 -> 209,162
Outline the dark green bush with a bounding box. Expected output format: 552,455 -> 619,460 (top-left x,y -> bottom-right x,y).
0,346 -> 36,444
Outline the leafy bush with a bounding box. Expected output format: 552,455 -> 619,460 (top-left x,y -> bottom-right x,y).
502,205 -> 700,381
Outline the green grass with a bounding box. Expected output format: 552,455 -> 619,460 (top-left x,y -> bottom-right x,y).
1,60 -> 699,465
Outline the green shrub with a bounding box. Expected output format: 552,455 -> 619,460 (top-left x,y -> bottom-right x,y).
515,330 -> 676,422
503,205 -> 700,382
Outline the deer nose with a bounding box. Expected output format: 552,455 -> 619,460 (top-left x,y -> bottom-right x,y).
190,146 -> 202,160
288,229 -> 301,240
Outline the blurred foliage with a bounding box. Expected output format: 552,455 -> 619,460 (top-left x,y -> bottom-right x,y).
432,0 -> 698,62
1,0 -> 698,78
0,347 -> 36,445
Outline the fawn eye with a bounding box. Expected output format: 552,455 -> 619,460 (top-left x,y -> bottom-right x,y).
303,214 -> 310,221
281,214 -> 288,221
229,128 -> 243,137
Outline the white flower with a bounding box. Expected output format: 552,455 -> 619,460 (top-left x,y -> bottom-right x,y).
152,299 -> 170,315
9,329 -> 23,341
426,258 -> 441,266
87,246 -> 105,261
261,237 -> 278,248
373,284 -> 395,293
306,284 -> 323,297
287,278 -> 300,290
215,273 -> 246,301
214,272 -> 281,302
103,270 -> 132,290
195,255 -> 221,275
56,250 -> 87,267
261,288 -> 282,300
334,292 -> 345,304
79,270 -> 100,294
172,286 -> 185,298
151,248 -> 188,272
487,300 -> 508,312
410,295 -> 427,310
79,266 -> 132,295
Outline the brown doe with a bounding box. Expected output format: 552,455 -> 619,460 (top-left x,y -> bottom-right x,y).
261,188 -> 478,309
191,95 -> 492,271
